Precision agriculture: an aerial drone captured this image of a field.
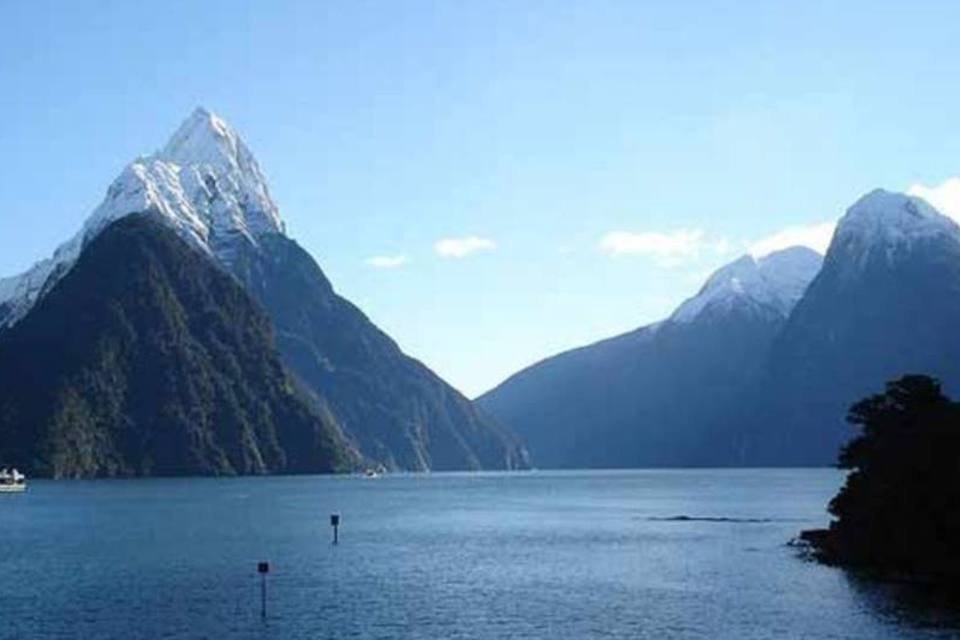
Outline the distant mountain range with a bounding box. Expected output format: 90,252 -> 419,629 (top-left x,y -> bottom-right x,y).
0,109 -> 528,476
479,189 -> 960,468
5,108 -> 959,475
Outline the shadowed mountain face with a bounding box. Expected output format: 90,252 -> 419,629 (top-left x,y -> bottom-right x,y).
479,248 -> 822,468
229,233 -> 529,472
478,300 -> 787,468
740,191 -> 960,464
482,189 -> 960,469
0,216 -> 356,478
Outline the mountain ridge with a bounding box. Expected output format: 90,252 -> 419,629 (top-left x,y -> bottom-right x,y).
0,215 -> 356,477
0,108 -> 527,472
739,188 -> 960,464
671,246 -> 822,324
0,108 -> 283,328
229,232 -> 529,471
479,245 -> 819,467
482,186 -> 960,468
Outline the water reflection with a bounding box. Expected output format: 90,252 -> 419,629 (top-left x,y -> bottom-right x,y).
845,571 -> 960,633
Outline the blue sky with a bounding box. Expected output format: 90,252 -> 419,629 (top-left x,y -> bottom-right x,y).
3,1 -> 960,396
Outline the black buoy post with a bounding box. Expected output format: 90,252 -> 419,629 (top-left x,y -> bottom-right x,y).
330,513 -> 340,545
257,561 -> 270,620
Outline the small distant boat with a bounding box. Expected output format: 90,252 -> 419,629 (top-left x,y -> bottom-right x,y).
360,464 -> 387,479
0,468 -> 26,493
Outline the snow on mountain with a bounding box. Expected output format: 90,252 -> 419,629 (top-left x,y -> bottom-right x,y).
829,189 -> 960,267
85,107 -> 284,253
671,246 -> 823,324
0,108 -> 285,328
668,187 -> 960,326
834,188 -> 959,245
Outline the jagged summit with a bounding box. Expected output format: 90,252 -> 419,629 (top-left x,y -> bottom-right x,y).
0,108 -> 529,474
157,107 -> 283,235
0,108 -> 284,328
88,107 -> 284,246
162,107 -> 241,165
671,246 -> 823,324
830,189 -> 959,264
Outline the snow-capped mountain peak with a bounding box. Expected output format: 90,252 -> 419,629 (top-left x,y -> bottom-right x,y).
826,189 -> 960,274
0,108 -> 285,328
162,107 -> 241,165
84,107 -> 284,247
157,108 -> 283,236
671,246 -> 823,324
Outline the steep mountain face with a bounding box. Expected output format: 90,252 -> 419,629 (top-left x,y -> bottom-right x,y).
484,187 -> 960,469
0,108 -> 525,472
741,190 -> 960,464
0,216 -> 355,478
229,234 -> 529,471
0,108 -> 282,329
479,247 -> 822,468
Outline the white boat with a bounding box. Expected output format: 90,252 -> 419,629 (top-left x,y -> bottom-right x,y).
0,468 -> 26,493
361,464 -> 387,478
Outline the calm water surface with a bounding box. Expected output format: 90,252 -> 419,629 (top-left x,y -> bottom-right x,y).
2,469 -> 958,639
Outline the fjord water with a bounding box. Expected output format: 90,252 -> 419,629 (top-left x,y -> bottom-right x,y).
1,470 -> 957,639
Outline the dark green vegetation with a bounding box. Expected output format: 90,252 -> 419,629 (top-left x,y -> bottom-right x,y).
229,234 -> 529,471
802,375 -> 960,582
0,216 -> 356,478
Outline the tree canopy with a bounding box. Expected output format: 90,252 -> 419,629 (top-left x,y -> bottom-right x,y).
803,375 -> 960,581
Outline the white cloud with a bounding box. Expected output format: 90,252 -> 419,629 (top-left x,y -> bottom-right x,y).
365,255 -> 409,269
748,220 -> 836,257
434,236 -> 497,258
907,177 -> 960,224
598,229 -> 730,267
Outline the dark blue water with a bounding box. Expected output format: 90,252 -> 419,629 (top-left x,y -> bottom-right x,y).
2,469 -> 958,639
